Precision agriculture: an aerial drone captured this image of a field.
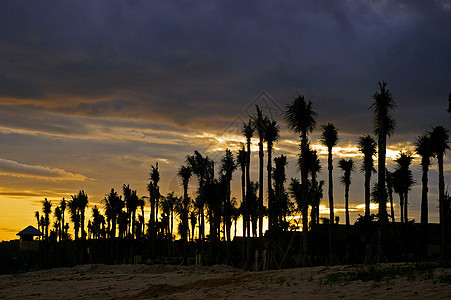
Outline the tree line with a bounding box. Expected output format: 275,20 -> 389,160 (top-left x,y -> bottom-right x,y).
33,82 -> 450,268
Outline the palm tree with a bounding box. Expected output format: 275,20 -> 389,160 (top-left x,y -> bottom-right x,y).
137,197 -> 146,239
178,164 -> 192,261
430,125 -> 450,259
68,196 -> 80,240
358,135 -> 377,219
242,120 -> 255,237
75,190 -> 88,241
304,147 -> 321,227
285,94 -> 318,234
54,206 -> 62,242
123,184 -> 132,237
59,198 -> 66,241
237,146 -> 247,236
148,163 -> 160,239
42,198 -> 52,241
35,211 -> 40,239
338,158 -> 356,228
220,149 -> 237,243
394,152 -> 414,223
265,119 -> 280,231
273,155 -> 289,229
103,188 -> 123,239
370,81 -> 396,222
415,132 -> 434,225
320,123 -> 339,260
189,210 -> 197,241
251,105 -> 266,237
386,169 -> 395,222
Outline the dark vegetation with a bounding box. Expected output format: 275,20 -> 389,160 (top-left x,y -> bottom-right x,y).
2,82 -> 450,274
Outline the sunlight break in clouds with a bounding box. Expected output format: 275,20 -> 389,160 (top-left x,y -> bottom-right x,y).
0,158 -> 87,181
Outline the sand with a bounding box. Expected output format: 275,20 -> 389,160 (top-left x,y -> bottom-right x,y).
0,263 -> 450,299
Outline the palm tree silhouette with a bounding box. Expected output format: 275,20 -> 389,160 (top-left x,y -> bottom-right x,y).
220,149 -> 237,243
285,94 -> 318,234
242,120 -> 255,238
304,146 -> 321,227
358,135 -> 377,219
415,133 -> 434,225
386,169 -> 395,222
35,211 -> 40,240
338,158 -> 356,228
273,155 -> 289,229
393,152 -> 414,223
251,105 -> 266,237
320,123 -> 339,260
265,119 -> 280,231
54,206 -> 62,242
237,146 -> 247,236
430,125 -> 450,259
68,197 -> 80,240
148,163 -> 160,242
178,164 -> 192,264
75,190 -> 88,241
42,198 -> 52,241
370,81 -> 396,223
103,188 -> 123,239
59,198 -> 66,241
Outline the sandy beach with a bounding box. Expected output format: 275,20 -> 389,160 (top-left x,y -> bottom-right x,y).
0,263 -> 449,299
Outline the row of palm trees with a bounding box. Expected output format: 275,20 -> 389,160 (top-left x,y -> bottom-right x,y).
33,81 -> 449,264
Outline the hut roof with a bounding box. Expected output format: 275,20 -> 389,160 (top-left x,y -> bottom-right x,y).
16,225 -> 43,236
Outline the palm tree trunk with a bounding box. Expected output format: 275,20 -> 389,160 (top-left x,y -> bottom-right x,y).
241,167 -> 246,237
438,155 -> 446,259
345,183 -> 350,227
421,165 -> 429,225
404,192 -> 408,223
246,138 -> 251,237
258,140 -> 264,237
399,193 -> 404,224
389,190 -> 395,223
378,136 -> 388,222
328,148 -> 334,257
364,168 -> 371,218
267,144 -> 273,231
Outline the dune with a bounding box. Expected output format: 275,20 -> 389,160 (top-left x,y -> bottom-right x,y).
0,263 -> 449,299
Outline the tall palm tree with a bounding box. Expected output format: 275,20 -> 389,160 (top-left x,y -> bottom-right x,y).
358,135 -> 377,219
430,125 -> 450,259
178,165 -> 192,244
338,158 -> 356,228
42,198 -> 52,241
303,146 -> 321,227
237,146 -> 247,236
242,120 -> 255,237
251,105 -> 266,237
137,197 -> 146,239
220,149 -> 237,243
123,184 -> 132,237
265,119 -> 280,231
320,123 -> 339,258
285,94 -> 318,234
370,81 -> 396,222
415,132 -> 434,225
148,163 -> 160,237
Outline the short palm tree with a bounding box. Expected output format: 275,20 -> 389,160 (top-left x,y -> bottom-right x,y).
338,158 -> 356,228
35,211 -> 40,239
59,198 -> 66,240
42,198 -> 52,241
320,123 -> 339,257
370,81 -> 396,222
386,169 -> 395,222
415,132 -> 434,225
430,125 -> 450,259
358,135 -> 377,219
76,190 -> 88,240
220,149 -> 237,243
394,152 -> 414,223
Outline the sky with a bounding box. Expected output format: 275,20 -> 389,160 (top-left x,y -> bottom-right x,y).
0,0 -> 450,241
